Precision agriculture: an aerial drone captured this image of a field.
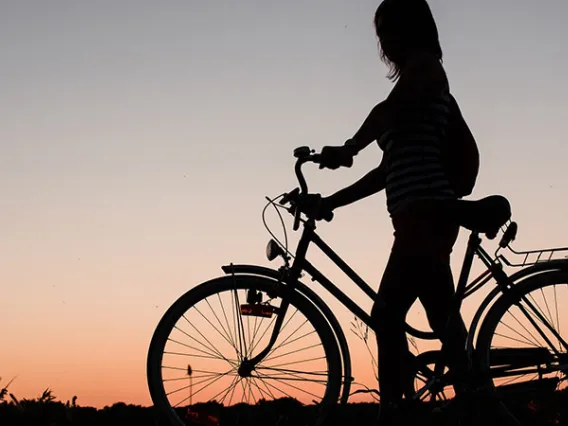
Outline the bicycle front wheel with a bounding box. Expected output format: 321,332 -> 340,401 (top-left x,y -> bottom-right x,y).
476,270 -> 568,423
147,274 -> 342,426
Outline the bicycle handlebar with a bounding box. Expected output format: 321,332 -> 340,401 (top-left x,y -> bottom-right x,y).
292,155 -> 318,230
294,154 -> 321,195
283,147 -> 330,231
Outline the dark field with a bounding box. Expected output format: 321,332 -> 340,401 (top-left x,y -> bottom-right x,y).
1,389 -> 567,426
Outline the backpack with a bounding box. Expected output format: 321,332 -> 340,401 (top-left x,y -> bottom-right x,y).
445,94 -> 480,198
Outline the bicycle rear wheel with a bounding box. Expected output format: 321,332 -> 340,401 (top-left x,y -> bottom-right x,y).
147,274 -> 342,426
476,270 -> 568,424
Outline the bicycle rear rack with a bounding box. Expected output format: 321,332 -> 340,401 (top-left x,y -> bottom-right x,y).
495,221 -> 568,267
502,246 -> 568,267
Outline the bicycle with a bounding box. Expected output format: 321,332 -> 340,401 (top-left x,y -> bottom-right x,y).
147,146 -> 568,426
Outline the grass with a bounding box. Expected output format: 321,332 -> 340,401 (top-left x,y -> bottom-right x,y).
2,376 -> 567,426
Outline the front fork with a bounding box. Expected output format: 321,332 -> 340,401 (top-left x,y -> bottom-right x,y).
236,220 -> 315,376
237,296 -> 292,376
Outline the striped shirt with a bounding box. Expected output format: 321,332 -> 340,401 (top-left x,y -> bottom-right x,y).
378,91 -> 455,216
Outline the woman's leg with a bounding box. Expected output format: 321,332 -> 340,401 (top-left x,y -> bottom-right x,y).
372,200 -> 463,410
418,256 -> 469,389
410,207 -> 469,389
372,247 -> 420,405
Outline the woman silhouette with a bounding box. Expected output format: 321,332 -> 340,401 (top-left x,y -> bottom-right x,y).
305,0 -> 479,423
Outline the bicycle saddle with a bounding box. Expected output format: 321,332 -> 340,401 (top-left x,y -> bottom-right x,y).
448,195 -> 511,239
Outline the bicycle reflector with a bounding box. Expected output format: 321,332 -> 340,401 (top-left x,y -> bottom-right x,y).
266,239 -> 285,261
240,304 -> 275,318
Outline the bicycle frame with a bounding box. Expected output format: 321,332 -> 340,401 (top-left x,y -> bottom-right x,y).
293,218 -> 502,332
242,213 -> 498,372
236,150 -> 568,399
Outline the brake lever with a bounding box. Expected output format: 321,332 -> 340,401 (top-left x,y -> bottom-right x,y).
281,188 -> 299,205
280,187 -> 302,231
293,208 -> 301,231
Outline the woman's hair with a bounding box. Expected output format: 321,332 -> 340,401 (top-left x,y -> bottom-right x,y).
374,0 -> 443,81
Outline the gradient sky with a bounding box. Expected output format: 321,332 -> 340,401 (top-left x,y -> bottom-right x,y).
2,0 -> 568,408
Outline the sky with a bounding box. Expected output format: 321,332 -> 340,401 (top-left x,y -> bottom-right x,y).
2,0 -> 568,409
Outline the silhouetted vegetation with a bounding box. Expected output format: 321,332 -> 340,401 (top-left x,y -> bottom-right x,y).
2,378 -> 567,425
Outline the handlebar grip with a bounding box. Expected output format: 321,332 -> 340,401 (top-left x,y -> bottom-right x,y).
310,153 -> 322,164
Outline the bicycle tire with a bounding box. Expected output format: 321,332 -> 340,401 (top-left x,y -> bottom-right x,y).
475,270 -> 568,424
147,274 -> 342,426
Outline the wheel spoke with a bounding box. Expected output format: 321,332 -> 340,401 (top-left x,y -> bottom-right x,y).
217,292 -> 236,348
234,289 -> 248,359
249,314 -> 277,356
255,375 -> 296,400
163,372 -> 220,382
162,365 -> 224,375
164,350 -> 237,362
271,308 -> 301,348
269,329 -> 317,355
230,288 -> 242,360
205,296 -> 238,353
264,342 -> 322,363
227,376 -> 242,406
263,355 -> 327,369
265,318 -> 309,359
257,365 -> 329,378
214,374 -> 240,405
500,309 -> 542,348
239,379 -> 248,404
249,314 -> 261,354
167,337 -> 227,361
553,284 -> 561,349
231,288 -> 248,359
166,370 -> 233,397
256,375 -> 277,400
173,325 -> 226,361
525,292 -> 558,340
172,369 -> 234,407
517,294 -> 568,353
193,305 -> 241,359
250,376 -> 272,400
247,315 -> 253,360
252,373 -> 327,385
256,371 -> 322,400
179,316 -> 235,365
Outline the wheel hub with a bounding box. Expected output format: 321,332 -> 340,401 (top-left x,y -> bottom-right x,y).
238,358 -> 254,377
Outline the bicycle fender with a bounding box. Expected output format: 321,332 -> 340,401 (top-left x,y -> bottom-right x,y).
221,263 -> 353,404
506,259 -> 568,281
467,286 -> 502,357
221,264 -> 282,280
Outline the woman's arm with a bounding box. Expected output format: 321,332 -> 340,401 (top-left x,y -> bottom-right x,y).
323,53 -> 448,210
345,100 -> 390,155
326,157 -> 387,209
346,52 -> 448,153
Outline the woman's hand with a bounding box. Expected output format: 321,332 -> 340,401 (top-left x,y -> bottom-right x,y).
292,193 -> 335,221
318,145 -> 355,170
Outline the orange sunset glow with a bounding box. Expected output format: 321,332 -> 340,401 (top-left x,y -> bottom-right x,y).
2,0 -> 568,416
